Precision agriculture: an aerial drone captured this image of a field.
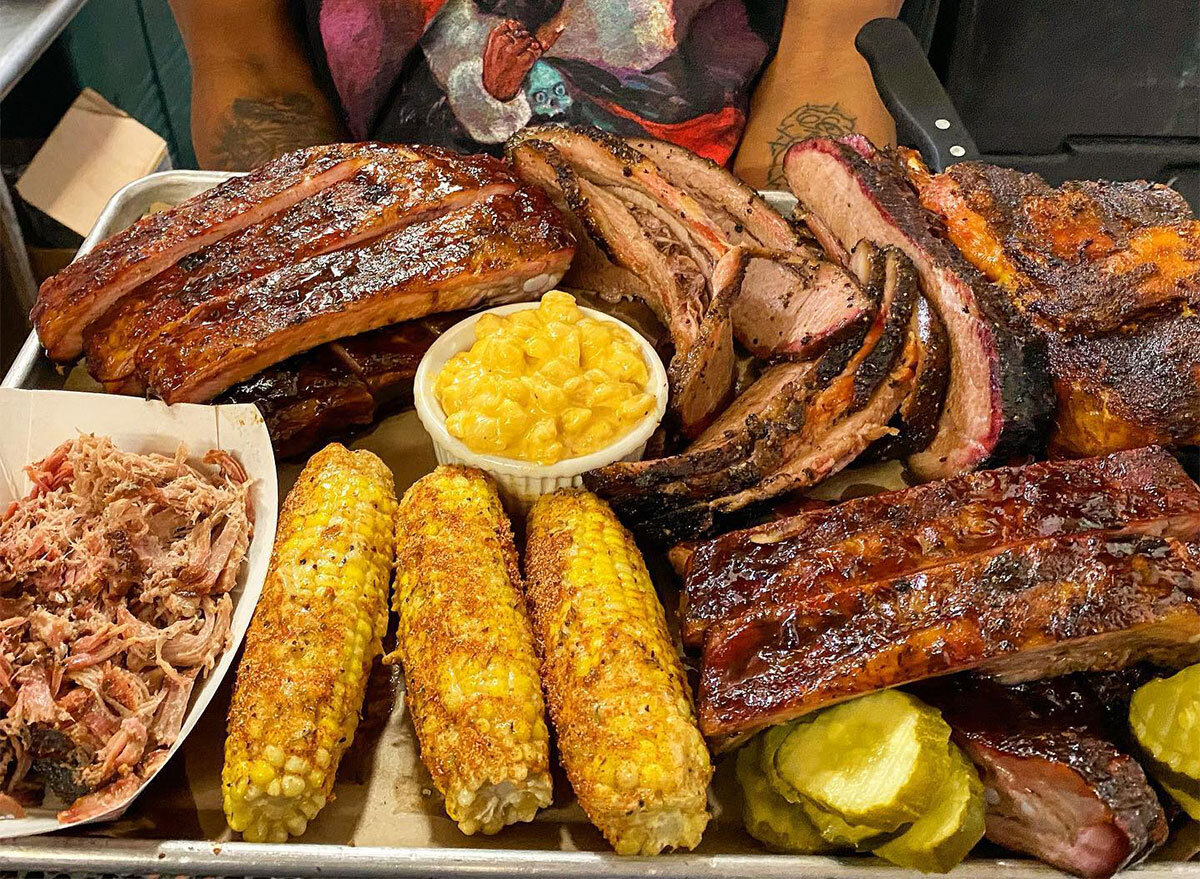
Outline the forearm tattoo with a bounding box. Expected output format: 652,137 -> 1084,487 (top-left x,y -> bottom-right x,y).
766,103 -> 857,188
209,94 -> 342,170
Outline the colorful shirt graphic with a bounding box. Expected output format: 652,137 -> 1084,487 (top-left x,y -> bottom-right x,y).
302,0 -> 782,164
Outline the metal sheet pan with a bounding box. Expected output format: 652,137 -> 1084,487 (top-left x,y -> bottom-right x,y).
2,170 -> 1196,879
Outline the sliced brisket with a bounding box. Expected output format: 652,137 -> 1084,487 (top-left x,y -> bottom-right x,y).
861,293 -> 950,461
783,136 -> 1051,479
918,675 -> 1168,878
585,244 -> 918,542
624,136 -> 874,360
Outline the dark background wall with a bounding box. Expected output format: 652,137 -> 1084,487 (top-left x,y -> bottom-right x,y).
1,0 -> 196,169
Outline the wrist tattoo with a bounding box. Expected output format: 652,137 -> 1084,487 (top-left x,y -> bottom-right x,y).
210,94 -> 341,170
766,103 -> 857,188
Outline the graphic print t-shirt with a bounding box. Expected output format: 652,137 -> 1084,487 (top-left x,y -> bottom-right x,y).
301,0 -> 785,164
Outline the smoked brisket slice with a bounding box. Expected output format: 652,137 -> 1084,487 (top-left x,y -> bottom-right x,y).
138,188 -> 573,403
860,293 -> 950,461
918,675 -> 1168,878
783,135 -> 1051,479
680,446 -> 1200,646
85,151 -> 518,393
585,244 -> 917,543
35,142 -> 403,362
699,533 -> 1200,746
624,135 -> 874,360
507,126 -> 873,433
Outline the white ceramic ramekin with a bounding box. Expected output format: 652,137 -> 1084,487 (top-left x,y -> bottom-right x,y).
414,302 -> 669,516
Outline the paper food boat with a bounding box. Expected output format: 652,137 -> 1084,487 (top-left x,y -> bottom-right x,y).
0,388 -> 278,837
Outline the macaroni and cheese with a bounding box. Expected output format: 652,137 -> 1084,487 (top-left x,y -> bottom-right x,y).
434,291 -> 656,464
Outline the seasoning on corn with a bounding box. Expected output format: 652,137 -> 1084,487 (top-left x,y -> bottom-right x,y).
222,443 -> 397,843
524,489 -> 713,855
385,465 -> 553,834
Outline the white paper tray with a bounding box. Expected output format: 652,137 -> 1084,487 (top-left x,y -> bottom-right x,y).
2,170 -> 1195,878
0,388 -> 278,837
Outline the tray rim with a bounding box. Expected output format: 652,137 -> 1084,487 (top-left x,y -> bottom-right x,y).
3,169 -> 1197,876
1,837 -> 1196,878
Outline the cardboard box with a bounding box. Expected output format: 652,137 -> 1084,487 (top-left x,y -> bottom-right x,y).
15,89 -> 170,238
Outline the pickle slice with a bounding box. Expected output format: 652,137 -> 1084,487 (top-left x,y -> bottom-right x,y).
799,799 -> 902,849
1159,777 -> 1200,821
872,744 -> 986,873
760,722 -> 806,803
1129,664 -> 1200,781
775,690 -> 953,830
736,738 -> 834,853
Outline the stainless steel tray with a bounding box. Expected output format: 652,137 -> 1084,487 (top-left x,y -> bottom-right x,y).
2,170 -> 1195,879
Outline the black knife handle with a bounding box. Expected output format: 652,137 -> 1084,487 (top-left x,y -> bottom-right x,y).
855,18 -> 979,170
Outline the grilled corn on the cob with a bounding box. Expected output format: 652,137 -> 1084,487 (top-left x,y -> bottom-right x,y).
223,444 -> 397,843
386,465 -> 553,834
524,490 -> 713,855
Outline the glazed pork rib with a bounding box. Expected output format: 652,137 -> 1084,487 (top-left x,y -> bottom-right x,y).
699,532 -> 1200,745
34,142 -> 404,361
783,135 -> 1051,479
85,150 -> 519,393
218,313 -> 460,458
919,675 -> 1168,879
680,446 -> 1200,646
138,188 -> 573,403
219,345 -> 376,459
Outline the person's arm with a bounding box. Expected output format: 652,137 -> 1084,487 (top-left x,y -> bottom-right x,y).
169,0 -> 347,170
734,0 -> 902,188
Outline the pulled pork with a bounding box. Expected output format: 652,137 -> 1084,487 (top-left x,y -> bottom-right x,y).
0,435 -> 252,822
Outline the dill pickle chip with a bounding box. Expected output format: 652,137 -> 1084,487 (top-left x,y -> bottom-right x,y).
871,744 -> 986,873
799,799 -> 902,849
1130,664 -> 1200,782
1159,776 -> 1200,821
759,721 -> 808,803
736,738 -> 834,853
775,690 -> 953,831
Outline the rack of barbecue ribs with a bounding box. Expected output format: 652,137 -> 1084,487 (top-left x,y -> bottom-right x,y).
689,448 -> 1200,749
31,144 -> 574,455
